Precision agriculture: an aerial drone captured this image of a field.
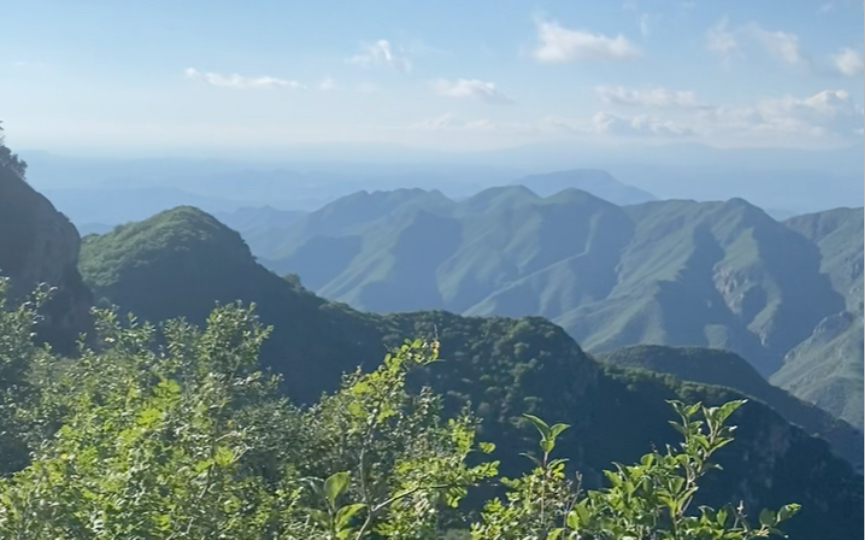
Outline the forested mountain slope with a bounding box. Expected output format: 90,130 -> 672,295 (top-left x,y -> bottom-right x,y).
250,188 -> 850,379
769,207 -> 864,428
597,344 -> 862,466
76,206 -> 864,539
0,142 -> 91,353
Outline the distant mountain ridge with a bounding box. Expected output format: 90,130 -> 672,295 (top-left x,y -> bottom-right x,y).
511,169 -> 656,205
246,187 -> 853,382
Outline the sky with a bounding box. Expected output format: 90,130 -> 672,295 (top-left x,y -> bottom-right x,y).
1,0 -> 863,156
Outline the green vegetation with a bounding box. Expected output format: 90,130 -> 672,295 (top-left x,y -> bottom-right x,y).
598,345 -> 862,468
772,208 -> 865,428
75,206 -> 864,539
249,188 -> 850,379
784,207 -> 864,315
0,130 -> 92,354
0,287 -> 801,538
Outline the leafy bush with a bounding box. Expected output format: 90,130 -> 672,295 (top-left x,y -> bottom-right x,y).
0,289 -> 798,539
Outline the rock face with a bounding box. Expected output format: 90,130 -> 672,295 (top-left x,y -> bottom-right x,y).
0,148 -> 91,353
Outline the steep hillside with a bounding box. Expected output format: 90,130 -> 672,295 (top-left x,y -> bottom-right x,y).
598,345 -> 862,467
257,189 -> 846,377
80,206 -> 384,401
76,206 -> 864,539
264,188 -> 455,273
785,207 -> 864,313
770,208 -> 865,428
211,206 -> 306,256
0,142 -> 91,353
575,198 -> 843,375
772,312 -> 864,429
513,168 -> 656,205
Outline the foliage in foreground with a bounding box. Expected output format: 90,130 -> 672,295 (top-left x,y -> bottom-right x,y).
0,288 -> 799,538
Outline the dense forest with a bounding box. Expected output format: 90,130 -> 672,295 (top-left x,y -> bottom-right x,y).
0,281 -> 803,538
1,128 -> 863,538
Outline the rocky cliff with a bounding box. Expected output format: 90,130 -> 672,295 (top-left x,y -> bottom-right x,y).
0,144 -> 91,353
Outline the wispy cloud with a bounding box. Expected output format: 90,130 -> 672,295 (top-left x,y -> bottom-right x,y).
348,40 -> 411,72
639,14 -> 651,37
409,113 -> 496,131
533,20 -> 641,63
431,79 -> 513,104
706,19 -> 865,78
700,89 -> 863,143
542,89 -> 863,146
541,112 -> 693,138
744,23 -> 808,66
184,68 -> 304,89
831,47 -> 864,76
595,85 -> 700,108
12,60 -> 54,69
706,20 -> 813,69
705,17 -> 738,58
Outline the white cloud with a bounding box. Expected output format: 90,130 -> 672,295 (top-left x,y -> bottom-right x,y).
348,40 -> 411,72
707,20 -> 865,77
537,112 -> 692,138
707,20 -> 817,70
184,68 -> 304,89
431,79 -> 513,104
744,23 -> 808,66
533,20 -> 641,63
596,85 -> 700,108
705,17 -> 738,56
831,47 -> 864,76
542,89 -> 863,147
693,89 -> 863,144
592,112 -> 694,137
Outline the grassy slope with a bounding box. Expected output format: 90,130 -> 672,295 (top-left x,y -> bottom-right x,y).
77,206 -> 863,540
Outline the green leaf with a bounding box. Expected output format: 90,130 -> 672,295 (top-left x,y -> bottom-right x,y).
759,508 -> 776,527
717,399 -> 747,424
523,413 -> 551,439
546,528 -> 564,540
214,445 -> 234,467
549,423 -> 570,439
335,503 -> 366,530
777,503 -> 800,522
324,471 -> 351,507
566,509 -> 580,529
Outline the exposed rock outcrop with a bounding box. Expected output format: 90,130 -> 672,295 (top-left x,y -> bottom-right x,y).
0,147 -> 91,353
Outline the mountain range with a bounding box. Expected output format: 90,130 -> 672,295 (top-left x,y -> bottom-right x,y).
232,186 -> 862,429
1,145 -> 862,538
73,205 -> 862,538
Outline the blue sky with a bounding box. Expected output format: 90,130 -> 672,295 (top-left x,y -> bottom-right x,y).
1,0 -> 863,155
